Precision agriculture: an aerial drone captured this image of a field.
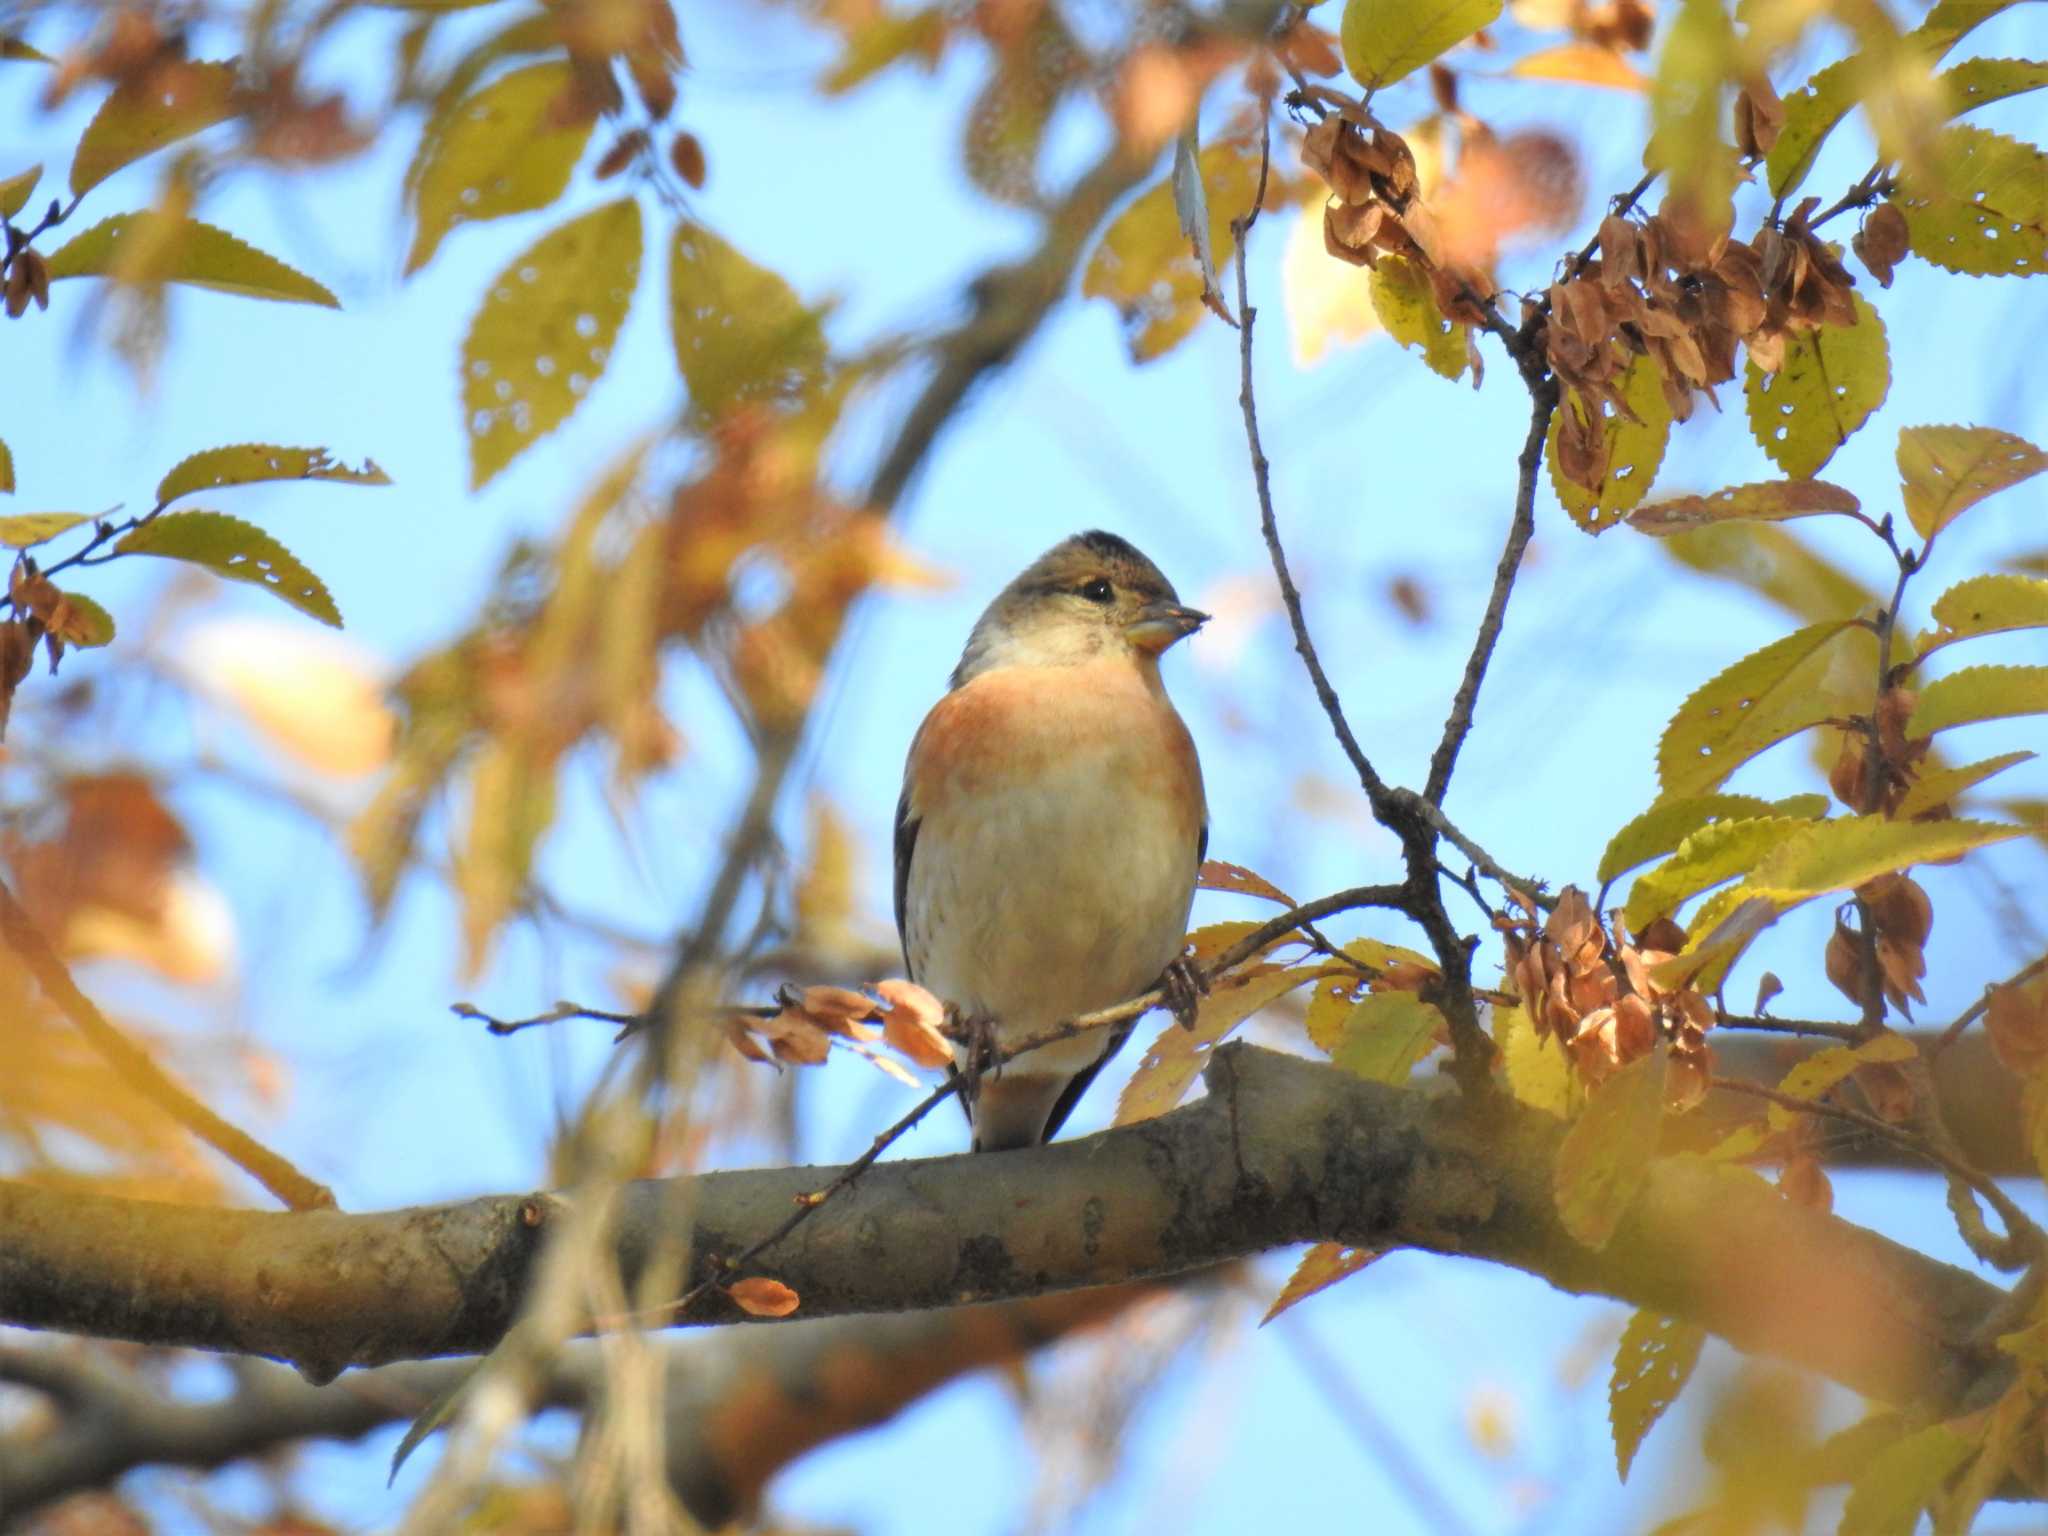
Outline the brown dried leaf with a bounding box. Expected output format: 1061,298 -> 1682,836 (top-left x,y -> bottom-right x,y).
1852,201 -> 1909,288
876,977 -> 952,1069
1197,860 -> 1295,906
1778,1155 -> 1832,1212
1988,978 -> 2048,1077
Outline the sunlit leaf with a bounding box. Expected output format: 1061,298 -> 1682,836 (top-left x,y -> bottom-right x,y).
1197,860 -> 1294,905
1261,1242 -> 1378,1325
728,1276 -> 800,1317
69,59 -> 238,197
1115,964 -> 1322,1126
1897,424 -> 2048,541
1554,1050 -> 1664,1250
1655,621 -> 1867,800
1908,664 -> 2048,739
1495,1003 -> 1572,1117
1895,750 -> 2035,819
179,620 -> 394,777
1331,991 -> 1444,1084
1626,479 -> 1859,535
1646,0 -> 1737,220
1549,353 -> 1671,531
44,214 -> 339,306
1920,574 -> 2048,657
668,220 -> 827,421
1625,816 -> 1810,929
1610,1310 -> 1705,1481
0,512 -> 91,548
1840,1422 -> 1975,1536
1282,201 -> 1381,368
1744,294 -> 1889,478
0,163 -> 38,220
1647,892 -> 1778,993
1766,55 -> 1857,201
463,198 -> 642,491
1506,43 -> 1646,91
1895,126 -> 2046,277
1341,0 -> 1503,90
158,444 -> 391,505
1598,793 -> 1822,886
823,7 -> 948,93
1369,254 -> 1467,381
1659,522 -> 1877,629
1747,815 -> 2024,901
1938,57 -> 2048,118
53,591 -> 114,648
1765,1033 -> 1916,1131
405,61 -> 595,275
114,510 -> 341,626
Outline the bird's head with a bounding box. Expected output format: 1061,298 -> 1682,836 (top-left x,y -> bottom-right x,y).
952,530 -> 1208,685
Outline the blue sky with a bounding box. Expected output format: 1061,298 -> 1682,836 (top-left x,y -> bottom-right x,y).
5,1 -> 2047,1530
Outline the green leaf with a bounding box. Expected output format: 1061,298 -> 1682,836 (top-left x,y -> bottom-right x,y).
1921,574 -> 2048,656
1895,750 -> 2035,819
1116,964 -> 1323,1126
1548,353 -> 1673,532
1554,1050 -> 1664,1250
1341,0 -> 1502,89
1744,293 -> 1889,478
1331,991 -> 1444,1084
114,510 -> 341,626
1908,664 -> 2048,739
1840,1423 -> 1975,1536
0,163 -> 39,220
1646,0 -> 1738,221
69,60 -> 238,197
1939,57 -> 2048,118
1626,479 -> 1860,535
1746,815 -> 2024,901
157,444 -> 391,505
1369,255 -> 1468,380
1609,1310 -> 1705,1482
1766,55 -> 1857,201
1599,794 -> 1823,886
1495,1003 -> 1573,1117
1656,621 -> 1868,800
1625,816 -> 1809,929
1765,1033 -> 1916,1132
1898,424 -> 2048,542
405,61 -> 596,275
53,590 -> 114,648
0,439 -> 12,495
669,221 -> 831,420
0,512 -> 90,547
463,198 -> 642,492
44,214 -> 339,306
1895,126 -> 2046,277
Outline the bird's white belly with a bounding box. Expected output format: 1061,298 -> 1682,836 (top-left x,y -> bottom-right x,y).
907,755 -> 1196,1076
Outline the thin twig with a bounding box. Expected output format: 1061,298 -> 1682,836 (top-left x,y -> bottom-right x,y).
1933,954 -> 2048,1057
0,878 -> 335,1211
1714,1013 -> 1864,1042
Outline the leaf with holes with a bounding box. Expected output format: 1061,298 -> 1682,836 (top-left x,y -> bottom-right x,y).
1938,57 -> 2048,119
1197,860 -> 1293,905
405,62 -> 596,275
1896,751 -> 2035,819
1744,294 -> 1889,478
1261,1242 -> 1379,1325
114,511 -> 340,626
1898,425 -> 2048,542
1610,1310 -> 1705,1481
1626,479 -> 1860,535
1747,816 -> 2024,904
1921,574 -> 2048,657
1342,0 -> 1502,90
1331,991 -> 1443,1084
1554,1050 -> 1664,1250
1656,622 -> 1868,800
1909,665 -> 2048,739
1114,964 -> 1322,1126
70,60 -> 238,197
44,215 -> 338,306
1624,816 -> 1811,929
1370,255 -> 1467,381
1548,354 -> 1672,532
462,199 -> 642,492
669,220 -> 829,420
1598,793 -> 1818,886
1895,126 -> 2045,278
158,445 -> 390,505
0,512 -> 90,548
1765,1033 -> 1917,1131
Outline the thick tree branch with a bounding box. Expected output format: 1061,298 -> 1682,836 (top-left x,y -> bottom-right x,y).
0,1045 -> 2008,1417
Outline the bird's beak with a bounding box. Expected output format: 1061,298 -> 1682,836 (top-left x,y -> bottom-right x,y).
1124,600 -> 1209,654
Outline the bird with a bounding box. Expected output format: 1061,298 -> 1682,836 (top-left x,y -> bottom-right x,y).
893,530 -> 1209,1152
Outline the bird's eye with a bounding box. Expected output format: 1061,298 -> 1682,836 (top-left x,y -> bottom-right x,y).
1079,577 -> 1115,603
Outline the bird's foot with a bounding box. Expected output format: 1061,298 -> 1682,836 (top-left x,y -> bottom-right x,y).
953,1010 -> 1002,1102
1159,957 -> 1208,1031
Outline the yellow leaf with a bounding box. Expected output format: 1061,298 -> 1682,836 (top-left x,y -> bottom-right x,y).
1839,1423 -> 1975,1535
1341,0 -> 1503,90
1895,126 -> 2047,277
1554,1050 -> 1664,1250
463,199 -> 642,491
1625,816 -> 1811,930
0,438 -> 11,494
1747,815 -> 2025,903
0,163 -> 38,220
1648,892 -> 1778,993
823,7 -> 948,94
1609,1310 -> 1705,1481
1625,479 -> 1860,536
1767,55 -> 1858,201
1507,43 -> 1646,90
0,512 -> 91,548
1744,293 -> 1890,478
405,61 -> 595,275
44,214 -> 339,306
1895,750 -> 2035,819
1598,793 -> 1817,886
1331,991 -> 1444,1084
1196,860 -> 1294,905
1369,254 -> 1466,381
1547,353 -> 1672,532
668,221 -> 827,421
1658,522 -> 1877,629
1908,664 -> 2048,740
69,60 -> 238,197
1260,1242 -> 1378,1325
1897,424 -> 2048,542
1655,621 -> 1869,800
1647,0 -> 1738,221
1282,203 -> 1381,368
1114,964 -> 1320,1126
1920,574 -> 2048,659
67,868 -> 235,985
157,444 -> 390,506
1766,1033 -> 1917,1131
114,511 -> 341,626
179,619 -> 395,778
1938,56 -> 2048,118
454,737 -> 556,974
1494,1003 -> 1572,1117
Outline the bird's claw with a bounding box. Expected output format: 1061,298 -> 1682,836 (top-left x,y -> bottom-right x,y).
1160,957 -> 1207,1031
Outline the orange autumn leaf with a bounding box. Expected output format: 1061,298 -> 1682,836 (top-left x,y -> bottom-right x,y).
728,1276 -> 800,1318
1262,1241 -> 1378,1324
876,977 -> 952,1069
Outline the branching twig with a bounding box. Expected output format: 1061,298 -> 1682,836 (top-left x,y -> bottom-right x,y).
1933,953 -> 2048,1057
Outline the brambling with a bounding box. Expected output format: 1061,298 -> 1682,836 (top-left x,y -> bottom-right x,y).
893,531 -> 1209,1151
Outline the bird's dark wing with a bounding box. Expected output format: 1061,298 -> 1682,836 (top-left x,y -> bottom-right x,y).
892,783 -> 918,976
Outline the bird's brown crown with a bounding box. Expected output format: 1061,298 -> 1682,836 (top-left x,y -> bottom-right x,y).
950,531 -> 1188,687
